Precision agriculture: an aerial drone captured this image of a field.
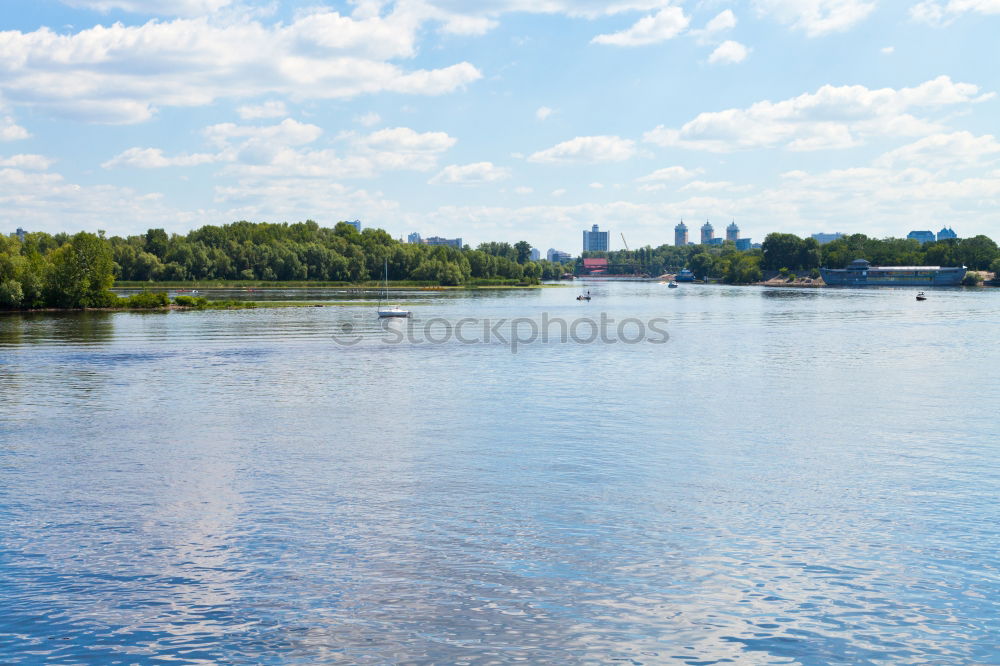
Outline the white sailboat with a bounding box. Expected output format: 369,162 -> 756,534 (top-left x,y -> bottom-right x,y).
377,259 -> 410,318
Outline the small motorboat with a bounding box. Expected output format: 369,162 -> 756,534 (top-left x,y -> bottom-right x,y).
668,281 -> 678,288
916,291 -> 927,301
576,290 -> 592,301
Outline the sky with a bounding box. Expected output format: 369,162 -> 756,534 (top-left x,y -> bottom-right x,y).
1,0 -> 998,254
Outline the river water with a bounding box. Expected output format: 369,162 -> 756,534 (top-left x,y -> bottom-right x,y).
2,282 -> 999,664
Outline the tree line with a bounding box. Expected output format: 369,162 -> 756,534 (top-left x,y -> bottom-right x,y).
3,221 -> 998,310
582,232 -> 1000,283
0,221 -> 570,309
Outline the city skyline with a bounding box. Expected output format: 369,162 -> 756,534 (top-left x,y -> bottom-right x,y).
1,1 -> 998,251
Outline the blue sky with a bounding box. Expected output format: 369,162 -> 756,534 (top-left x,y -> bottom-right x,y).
1,0 -> 998,253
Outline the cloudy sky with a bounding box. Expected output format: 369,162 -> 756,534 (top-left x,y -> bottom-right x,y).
2,0 -> 998,253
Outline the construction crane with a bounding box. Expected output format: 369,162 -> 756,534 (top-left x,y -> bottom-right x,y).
620,233 -> 629,251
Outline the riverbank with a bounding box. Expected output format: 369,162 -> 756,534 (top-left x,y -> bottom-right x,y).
113,280 -> 565,290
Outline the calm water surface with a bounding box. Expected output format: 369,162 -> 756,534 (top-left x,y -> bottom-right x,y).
2,283 -> 999,664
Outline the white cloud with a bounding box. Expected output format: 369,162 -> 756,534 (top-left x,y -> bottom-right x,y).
355,111 -> 382,127
1,116 -> 30,141
881,45 -> 895,54
203,123 -> 456,180
679,180 -> 752,192
911,0 -> 1000,24
536,106 -> 554,121
643,76 -> 992,153
552,188 -> 567,197
591,7 -> 690,45
59,0 -> 236,16
691,9 -> 737,43
708,40 -> 750,64
705,9 -> 738,32
514,186 -> 533,194
875,131 -> 1000,170
0,154 -> 54,170
418,1 -> 682,21
430,162 -> 511,185
637,166 -> 703,181
529,135 -> 637,163
236,101 -> 288,120
754,0 -> 877,36
910,0 -> 1000,26
0,12 -> 482,124
589,182 -> 605,189
102,147 -> 217,169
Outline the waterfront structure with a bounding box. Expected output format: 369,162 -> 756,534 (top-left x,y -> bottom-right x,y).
583,224 -> 609,252
726,221 -> 739,242
547,249 -> 572,263
821,258 -> 966,286
15,227 -> 26,242
811,232 -> 844,245
700,221 -> 714,245
345,220 -> 362,231
530,248 -> 540,262
938,227 -> 958,241
675,268 -> 695,282
407,232 -> 422,244
907,230 -> 936,244
736,238 -> 752,251
674,221 -> 688,247
424,236 -> 463,248
582,258 -> 608,275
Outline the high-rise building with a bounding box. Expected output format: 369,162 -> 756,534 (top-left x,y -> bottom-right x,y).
735,238 -> 752,251
726,221 -> 739,242
15,227 -> 26,242
811,232 -> 844,245
907,230 -> 936,244
407,232 -> 422,244
674,221 -> 688,247
547,248 -> 572,263
424,236 -> 463,248
529,248 -> 540,262
582,224 -> 609,252
937,227 -> 958,241
700,221 -> 714,245
344,220 -> 361,231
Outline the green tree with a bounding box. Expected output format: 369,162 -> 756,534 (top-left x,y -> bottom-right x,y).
514,241 -> 532,264
46,232 -> 116,308
762,233 -> 805,270
688,252 -> 715,280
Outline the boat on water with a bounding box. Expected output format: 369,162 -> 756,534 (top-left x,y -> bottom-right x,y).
577,290 -> 592,301
916,292 -> 927,301
668,281 -> 678,288
377,259 -> 410,318
820,259 -> 965,286
674,268 -> 695,282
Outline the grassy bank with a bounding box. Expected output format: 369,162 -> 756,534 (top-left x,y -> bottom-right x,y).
113,279 -> 564,290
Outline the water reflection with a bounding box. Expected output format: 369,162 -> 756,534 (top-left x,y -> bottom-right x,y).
1,283 -> 999,663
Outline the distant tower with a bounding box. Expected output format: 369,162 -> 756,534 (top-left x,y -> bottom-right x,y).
15,227 -> 26,242
937,226 -> 958,241
674,221 -> 688,247
700,221 -> 714,245
726,221 -> 739,242
407,232 -> 422,244
582,224 -> 609,252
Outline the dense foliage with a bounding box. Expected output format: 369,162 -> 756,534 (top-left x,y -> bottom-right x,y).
3,222 -> 998,310
582,232 -> 1000,283
0,222 -> 571,309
